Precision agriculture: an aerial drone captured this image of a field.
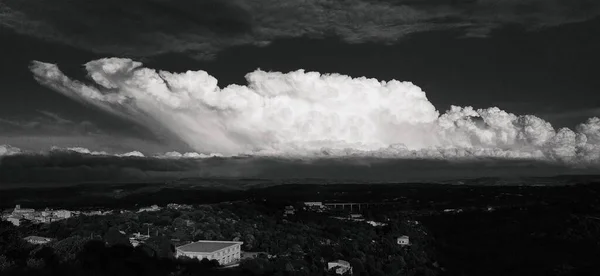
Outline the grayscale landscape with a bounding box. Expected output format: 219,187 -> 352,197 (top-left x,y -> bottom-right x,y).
1,1 -> 600,275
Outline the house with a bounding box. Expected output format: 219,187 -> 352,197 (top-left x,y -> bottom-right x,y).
130,228 -> 151,245
137,205 -> 161,213
443,208 -> 463,214
304,202 -> 326,212
175,240 -> 243,265
24,236 -> 53,245
6,216 -> 21,226
167,203 -> 192,210
129,235 -> 147,247
304,202 -> 324,208
349,214 -> 364,221
327,260 -> 353,275
366,220 -> 387,227
283,206 -> 295,216
54,210 -> 72,219
12,205 -> 35,214
397,235 -> 410,246
129,231 -> 151,247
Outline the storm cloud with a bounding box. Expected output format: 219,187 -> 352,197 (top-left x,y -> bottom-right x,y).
17,57 -> 600,173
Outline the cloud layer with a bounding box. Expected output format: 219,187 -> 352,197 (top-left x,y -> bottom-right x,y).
1,145 -> 596,185
28,58 -> 600,167
2,0 -> 600,59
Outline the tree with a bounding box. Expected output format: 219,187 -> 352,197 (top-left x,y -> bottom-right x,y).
26,257 -> 45,270
146,236 -> 174,259
350,258 -> 365,275
77,239 -> 108,270
104,227 -> 130,247
0,255 -> 15,272
51,235 -> 90,263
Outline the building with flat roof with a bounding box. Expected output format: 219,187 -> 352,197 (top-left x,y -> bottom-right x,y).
6,216 -> 21,226
175,240 -> 243,265
137,205 -> 161,213
24,236 -> 53,245
397,235 -> 410,246
283,206 -> 295,216
349,214 -> 364,221
327,260 -> 353,275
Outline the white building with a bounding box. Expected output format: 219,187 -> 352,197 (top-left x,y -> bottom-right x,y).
6,216 -> 21,226
13,205 -> 35,214
443,208 -> 463,214
366,220 -> 387,227
129,231 -> 150,247
137,205 -> 161,213
24,236 -> 53,245
54,210 -> 72,219
283,206 -> 295,216
349,214 -> 364,221
304,202 -> 323,207
327,260 -> 353,275
167,203 -> 193,210
175,240 -> 243,265
397,235 -> 410,246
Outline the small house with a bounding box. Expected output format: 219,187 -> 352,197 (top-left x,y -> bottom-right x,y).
327,260 -> 352,275
349,214 -> 364,220
397,235 -> 410,246
283,206 -> 295,216
24,236 -> 53,245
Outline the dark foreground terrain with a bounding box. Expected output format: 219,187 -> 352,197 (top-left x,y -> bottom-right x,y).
1,176 -> 600,276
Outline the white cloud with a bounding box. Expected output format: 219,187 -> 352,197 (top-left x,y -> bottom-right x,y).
51,147 -> 109,156
47,147 -> 146,158
0,144 -> 21,156
27,58 -> 600,168
117,151 -> 146,158
157,151 -> 222,159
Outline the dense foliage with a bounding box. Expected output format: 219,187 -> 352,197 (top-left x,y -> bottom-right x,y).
3,181 -> 600,276
2,201 -> 439,276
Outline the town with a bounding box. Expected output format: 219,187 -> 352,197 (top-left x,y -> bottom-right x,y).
2,181 -> 599,276
1,200 -> 423,275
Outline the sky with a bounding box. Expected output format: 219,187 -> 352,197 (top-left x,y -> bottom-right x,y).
1,0 -> 600,183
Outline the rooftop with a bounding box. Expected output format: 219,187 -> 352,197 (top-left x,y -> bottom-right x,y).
177,240 -> 243,253
24,236 -> 52,241
329,260 -> 350,266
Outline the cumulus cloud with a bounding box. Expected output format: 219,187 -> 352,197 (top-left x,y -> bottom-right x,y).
2,0 -> 600,59
46,146 -> 218,159
28,58 -> 600,168
158,151 -> 223,159
0,145 -> 21,156
48,147 -> 145,158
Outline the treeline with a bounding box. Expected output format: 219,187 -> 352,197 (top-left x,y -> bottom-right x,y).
418,204 -> 600,276
4,181 -> 600,211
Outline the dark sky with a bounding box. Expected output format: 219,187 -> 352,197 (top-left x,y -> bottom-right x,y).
0,0 -> 599,160
2,8 -> 599,127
